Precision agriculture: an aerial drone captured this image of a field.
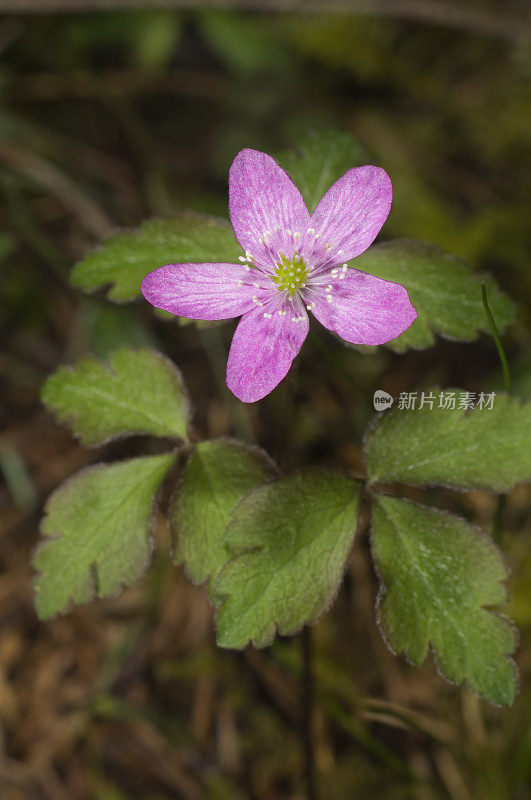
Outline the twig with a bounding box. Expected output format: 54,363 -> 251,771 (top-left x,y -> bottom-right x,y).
0,137 -> 113,239
0,0 -> 528,42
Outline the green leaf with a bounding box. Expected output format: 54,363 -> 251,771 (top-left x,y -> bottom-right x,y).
172,439 -> 277,586
371,496 -> 517,705
215,472 -> 361,648
356,240 -> 515,351
71,213 -> 242,302
276,129 -> 368,213
365,391 -> 531,492
33,453 -> 175,619
42,348 -> 189,446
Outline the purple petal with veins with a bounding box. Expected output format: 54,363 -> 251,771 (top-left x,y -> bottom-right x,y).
226,294 -> 309,403
141,262 -> 270,320
229,149 -> 310,272
307,166 -> 392,273
304,267 -> 417,346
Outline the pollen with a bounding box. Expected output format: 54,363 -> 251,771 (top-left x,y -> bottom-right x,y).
271,253 -> 310,297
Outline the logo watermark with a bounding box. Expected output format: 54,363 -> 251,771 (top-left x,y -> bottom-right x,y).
373,390 -> 496,411
373,390 -> 394,411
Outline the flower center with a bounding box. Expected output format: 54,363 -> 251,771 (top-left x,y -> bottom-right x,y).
271,253 -> 310,297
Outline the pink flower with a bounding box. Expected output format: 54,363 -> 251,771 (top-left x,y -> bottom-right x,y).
141,149 -> 417,403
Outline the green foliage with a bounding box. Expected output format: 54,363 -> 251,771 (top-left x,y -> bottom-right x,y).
365,392 -> 531,491
371,496 -> 517,705
357,241 -> 515,351
42,349 -> 189,446
33,454 -> 175,619
133,10 -> 182,71
172,439 -> 277,586
71,214 -> 242,302
199,12 -> 292,75
215,472 -> 361,648
276,129 -> 368,213
0,233 -> 13,262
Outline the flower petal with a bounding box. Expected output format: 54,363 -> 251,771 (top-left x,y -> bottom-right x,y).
229,149 -> 310,272
307,166 -> 392,271
305,268 -> 417,346
226,295 -> 309,403
141,263 -> 271,320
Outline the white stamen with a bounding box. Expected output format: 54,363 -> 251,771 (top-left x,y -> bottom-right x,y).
239,256 -> 247,262
293,231 -> 301,241
307,227 -> 315,234
326,295 -> 333,303
264,312 -> 272,319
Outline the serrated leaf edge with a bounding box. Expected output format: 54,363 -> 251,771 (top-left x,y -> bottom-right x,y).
370,495 -> 518,706
41,348 -> 191,447
32,452 -> 176,618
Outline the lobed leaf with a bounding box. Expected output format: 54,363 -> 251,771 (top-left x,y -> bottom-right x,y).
355,240 -> 515,351
171,439 -> 277,587
365,391 -> 531,491
33,453 -> 175,619
215,471 -> 361,649
42,348 -> 189,446
371,496 -> 517,706
276,129 -> 368,213
71,213 -> 242,302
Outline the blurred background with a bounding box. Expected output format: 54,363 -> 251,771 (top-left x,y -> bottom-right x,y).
1,1 -> 531,798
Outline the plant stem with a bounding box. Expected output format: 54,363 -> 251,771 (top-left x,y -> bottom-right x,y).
301,625 -> 317,800
481,281 -> 512,542
481,281 -> 512,394
275,366 -> 317,799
